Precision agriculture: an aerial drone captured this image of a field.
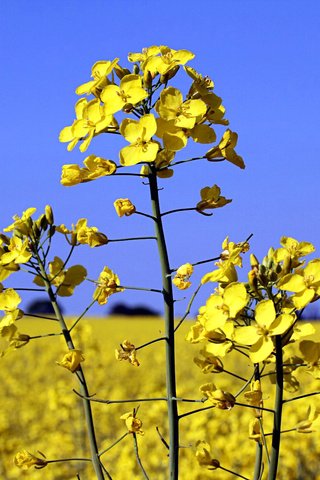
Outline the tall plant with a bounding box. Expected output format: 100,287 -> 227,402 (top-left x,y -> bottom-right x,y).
0,45 -> 319,479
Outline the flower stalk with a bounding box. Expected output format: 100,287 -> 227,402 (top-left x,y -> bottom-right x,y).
268,335 -> 283,480
37,258 -> 108,480
148,167 -> 179,480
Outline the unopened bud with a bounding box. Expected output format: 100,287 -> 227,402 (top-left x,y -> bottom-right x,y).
45,205 -> 54,225
114,64 -> 131,80
160,65 -> 180,84
132,64 -> 140,75
250,254 -> 259,267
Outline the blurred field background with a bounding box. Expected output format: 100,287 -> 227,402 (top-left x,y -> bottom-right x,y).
1,317 -> 319,479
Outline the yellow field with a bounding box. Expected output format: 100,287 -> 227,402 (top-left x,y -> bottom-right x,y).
1,317 -> 319,479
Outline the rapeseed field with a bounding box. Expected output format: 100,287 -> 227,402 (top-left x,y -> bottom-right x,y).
1,317 -> 319,479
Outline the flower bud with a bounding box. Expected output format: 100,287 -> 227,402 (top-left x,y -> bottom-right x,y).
45,205 -> 54,225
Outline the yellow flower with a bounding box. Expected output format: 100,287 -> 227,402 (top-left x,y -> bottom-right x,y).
143,46 -> 195,75
233,299 -> 295,363
115,340 -> 140,367
200,382 -> 235,409
0,288 -> 22,313
194,349 -> 224,374
119,114 -> 159,166
249,418 -> 262,443
172,263 -> 193,290
299,340 -> 320,378
93,266 -> 123,305
101,74 -> 148,114
244,380 -> 263,417
57,349 -> 85,373
33,257 -> 87,296
59,98 -> 118,152
277,259 -> 320,309
128,45 -> 161,65
0,236 -> 32,265
73,218 -> 108,247
76,58 -> 119,97
0,324 -> 30,357
120,410 -> 144,435
61,155 -> 116,186
4,207 -> 36,234
220,236 -> 249,268
14,450 -> 47,470
114,199 -> 136,217
206,129 -> 245,169
156,87 -> 206,129
196,184 -> 232,211
201,260 -> 238,285
154,149 -> 175,178
295,405 -> 320,433
202,282 -> 248,331
195,441 -> 220,470
273,237 -> 315,267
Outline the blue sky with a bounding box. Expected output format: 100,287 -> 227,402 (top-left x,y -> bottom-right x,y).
1,1 -> 320,316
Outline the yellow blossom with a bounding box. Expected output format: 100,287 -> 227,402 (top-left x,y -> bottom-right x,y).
206,129 -> 245,169
156,87 -> 206,129
101,74 -> 148,114
233,299 -> 295,363
277,259 -> 320,309
115,340 -> 140,367
119,114 -> 159,166
273,236 -> 315,268
299,340 -> 320,378
59,98 -> 118,152
93,266 -> 123,305
114,199 -> 136,217
194,348 -> 224,374
57,349 -> 85,373
249,418 -> 262,443
61,155 -> 116,186
172,263 -> 193,290
143,46 -> 195,75
154,149 -> 175,178
195,441 -> 220,470
76,58 -> 119,97
0,236 -> 32,265
4,207 -> 36,235
200,382 -> 235,409
295,405 -> 320,433
196,184 -> 232,211
33,256 -> 87,296
74,219 -> 108,247
203,282 -> 248,331
14,450 -> 47,470
120,410 -> 144,435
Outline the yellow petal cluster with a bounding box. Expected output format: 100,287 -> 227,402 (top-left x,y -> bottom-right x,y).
57,349 -> 85,373
172,263 -> 193,290
93,266 -> 123,305
115,340 -> 140,367
61,155 -> 116,186
120,410 -> 144,435
14,450 -> 47,470
114,199 -> 136,217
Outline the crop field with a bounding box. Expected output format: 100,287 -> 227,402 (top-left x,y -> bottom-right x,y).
1,317 -> 319,479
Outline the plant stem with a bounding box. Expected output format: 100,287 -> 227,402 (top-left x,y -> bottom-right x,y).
268,335 -> 283,480
148,168 -> 179,480
37,261 -> 107,480
253,366 -> 263,480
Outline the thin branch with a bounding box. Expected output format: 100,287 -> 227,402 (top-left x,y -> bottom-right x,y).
283,391 -> 320,404
133,433 -> 150,480
174,283 -> 202,332
136,336 -> 166,351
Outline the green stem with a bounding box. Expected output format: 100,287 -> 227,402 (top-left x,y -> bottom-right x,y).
133,433 -> 150,480
148,168 -> 179,480
37,261 -> 108,480
253,365 -> 263,480
268,335 -> 283,480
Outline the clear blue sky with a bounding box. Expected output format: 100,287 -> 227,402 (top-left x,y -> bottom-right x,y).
1,1 -> 320,316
